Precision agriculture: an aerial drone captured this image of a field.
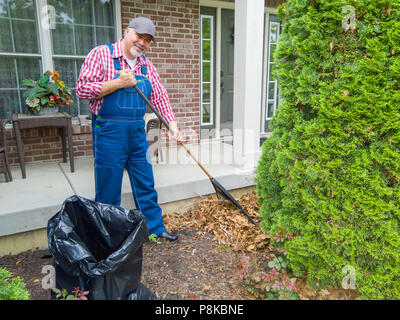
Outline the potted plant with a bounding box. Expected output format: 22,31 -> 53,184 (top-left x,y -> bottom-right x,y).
20,70 -> 73,115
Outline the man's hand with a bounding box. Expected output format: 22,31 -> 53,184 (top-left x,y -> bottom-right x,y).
116,69 -> 137,88
167,121 -> 183,143
99,69 -> 136,98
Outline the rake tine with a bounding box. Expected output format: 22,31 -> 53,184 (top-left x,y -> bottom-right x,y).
210,178 -> 257,226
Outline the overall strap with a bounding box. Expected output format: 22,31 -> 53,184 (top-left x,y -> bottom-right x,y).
106,43 -> 121,70
141,55 -> 147,75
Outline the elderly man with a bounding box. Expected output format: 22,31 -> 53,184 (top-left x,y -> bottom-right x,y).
76,17 -> 181,242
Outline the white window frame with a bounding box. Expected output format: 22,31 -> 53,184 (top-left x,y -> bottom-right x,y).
0,0 -> 121,119
261,10 -> 280,135
200,14 -> 214,126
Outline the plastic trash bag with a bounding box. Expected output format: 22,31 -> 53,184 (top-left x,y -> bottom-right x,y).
47,195 -> 158,300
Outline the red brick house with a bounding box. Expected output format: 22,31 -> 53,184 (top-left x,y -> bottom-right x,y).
1,0 -> 284,169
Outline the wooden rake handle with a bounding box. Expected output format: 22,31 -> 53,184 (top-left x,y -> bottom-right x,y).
134,84 -> 213,179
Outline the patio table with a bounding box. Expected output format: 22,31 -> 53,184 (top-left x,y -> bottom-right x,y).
12,112 -> 74,179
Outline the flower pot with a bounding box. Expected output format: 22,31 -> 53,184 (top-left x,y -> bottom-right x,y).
33,105 -> 59,116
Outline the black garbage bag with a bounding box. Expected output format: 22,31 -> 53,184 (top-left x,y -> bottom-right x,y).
47,195 -> 158,300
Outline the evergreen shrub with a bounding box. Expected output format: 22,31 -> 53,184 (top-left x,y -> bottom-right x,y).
0,267 -> 30,300
256,0 -> 400,299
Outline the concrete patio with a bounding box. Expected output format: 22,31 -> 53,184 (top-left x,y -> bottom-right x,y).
0,141 -> 258,256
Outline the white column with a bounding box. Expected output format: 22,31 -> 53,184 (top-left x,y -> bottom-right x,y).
232,0 -> 264,170
36,0 -> 54,72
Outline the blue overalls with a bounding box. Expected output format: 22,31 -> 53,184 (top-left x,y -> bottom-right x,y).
92,44 -> 166,236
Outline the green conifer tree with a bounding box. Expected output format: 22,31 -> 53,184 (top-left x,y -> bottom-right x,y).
256,0 -> 400,299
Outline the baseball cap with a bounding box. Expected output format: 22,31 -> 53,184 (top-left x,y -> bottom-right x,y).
128,17 -> 156,42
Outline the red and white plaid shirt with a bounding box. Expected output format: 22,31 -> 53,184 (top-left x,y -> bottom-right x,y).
76,40 -> 176,123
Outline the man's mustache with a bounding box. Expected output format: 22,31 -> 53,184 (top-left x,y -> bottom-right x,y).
134,43 -> 145,51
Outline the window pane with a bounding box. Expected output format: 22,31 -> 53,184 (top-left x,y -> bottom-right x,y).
270,23 -> 278,43
268,82 -> 275,100
49,0 -> 73,24
95,0 -> 114,26
202,103 -> 210,123
65,90 -> 78,117
9,0 -> 35,19
16,57 -> 41,84
73,0 -> 93,24
54,58 -> 89,116
269,63 -> 275,81
0,90 -> 19,119
269,44 -> 277,62
52,24 -> 74,55
265,119 -> 272,132
202,40 -> 211,61
267,101 -> 274,118
202,18 -> 211,39
0,1 -> 9,17
75,25 -> 95,55
202,83 -> 210,103
12,20 -> 39,53
96,26 -> 115,46
0,19 -> 12,52
202,62 -> 210,82
18,90 -> 31,114
0,57 -> 17,88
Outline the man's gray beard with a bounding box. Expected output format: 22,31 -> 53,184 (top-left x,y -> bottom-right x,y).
130,47 -> 143,58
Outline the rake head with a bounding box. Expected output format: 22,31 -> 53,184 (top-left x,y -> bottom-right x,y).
210,178 -> 258,226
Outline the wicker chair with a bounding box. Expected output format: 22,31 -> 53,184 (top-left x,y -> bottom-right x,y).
0,119 -> 12,182
146,117 -> 163,163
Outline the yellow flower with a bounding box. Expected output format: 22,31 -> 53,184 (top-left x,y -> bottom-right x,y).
57,80 -> 66,88
52,71 -> 60,80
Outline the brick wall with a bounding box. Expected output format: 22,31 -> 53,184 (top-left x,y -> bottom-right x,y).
5,120 -> 93,166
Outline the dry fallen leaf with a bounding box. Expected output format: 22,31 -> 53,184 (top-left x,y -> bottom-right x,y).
164,192 -> 269,252
202,285 -> 211,291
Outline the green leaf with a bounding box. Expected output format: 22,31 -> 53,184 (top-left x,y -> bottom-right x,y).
38,72 -> 50,87
47,82 -> 59,95
41,97 -> 49,105
19,79 -> 37,87
148,233 -> 158,243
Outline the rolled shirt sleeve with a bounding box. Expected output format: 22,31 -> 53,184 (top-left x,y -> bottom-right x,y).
76,48 -> 105,100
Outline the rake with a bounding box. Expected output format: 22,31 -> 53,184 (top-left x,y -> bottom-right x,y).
134,84 -> 257,226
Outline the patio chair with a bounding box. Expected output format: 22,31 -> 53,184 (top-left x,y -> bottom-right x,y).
0,119 -> 12,182
146,117 -> 163,164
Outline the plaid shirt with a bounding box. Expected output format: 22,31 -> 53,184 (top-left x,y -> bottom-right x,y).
76,40 -> 176,123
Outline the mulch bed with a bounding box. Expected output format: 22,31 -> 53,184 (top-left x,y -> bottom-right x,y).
0,192 -> 359,300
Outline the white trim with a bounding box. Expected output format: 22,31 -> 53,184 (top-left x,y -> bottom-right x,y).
265,21 -> 280,121
0,52 -> 42,57
265,7 -> 278,14
200,14 -> 214,126
36,0 -> 54,73
215,7 -> 221,138
52,54 -> 87,59
115,0 -> 122,39
200,0 -> 234,9
260,12 -> 269,133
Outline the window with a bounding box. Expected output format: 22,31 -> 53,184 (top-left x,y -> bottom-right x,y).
0,0 -> 118,119
200,14 -> 214,126
264,14 -> 280,133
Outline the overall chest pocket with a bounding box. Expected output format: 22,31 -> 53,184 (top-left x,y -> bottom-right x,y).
115,78 -> 150,110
